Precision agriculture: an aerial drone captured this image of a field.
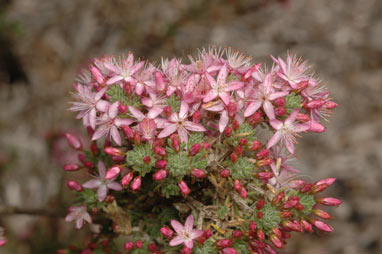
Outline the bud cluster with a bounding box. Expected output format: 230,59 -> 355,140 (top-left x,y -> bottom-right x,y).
62,47 -> 340,253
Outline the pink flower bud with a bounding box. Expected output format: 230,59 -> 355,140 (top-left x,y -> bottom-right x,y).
155,160 -> 168,169
257,158 -> 273,167
296,80 -> 309,90
153,169 -> 168,181
111,155 -> 126,162
204,229 -> 213,238
257,229 -> 265,242
160,226 -> 174,238
131,176 -> 142,191
249,221 -> 257,232
270,235 -> 282,249
256,199 -> 265,210
307,120 -> 326,133
238,138 -> 248,146
222,247 -> 237,254
121,172 -> 133,187
239,187 -> 248,199
178,180 -> 190,195
232,120 -> 239,131
67,180 -> 83,192
91,142 -> 98,155
272,191 -> 285,205
300,219 -> 313,233
65,133 -> 82,150
304,99 -> 326,109
189,143 -> 202,156
272,227 -> 282,238
220,169 -> 230,178
274,106 -> 286,116
256,149 -> 269,159
230,153 -> 238,162
317,197 -> 342,206
202,142 -> 211,149
282,199 -> 299,209
315,178 -> 336,187
234,180 -> 242,191
311,183 -> 329,193
148,243 -> 157,251
312,209 -> 332,219
135,240 -> 143,248
224,127 -> 232,137
274,97 -> 286,107
181,247 -> 192,254
154,146 -> 166,156
227,102 -> 237,117
104,147 -> 123,156
78,153 -> 87,164
192,110 -> 201,123
242,63 -> 260,81
249,111 -> 262,125
234,146 -> 243,156
191,168 -> 206,178
164,106 -> 172,116
143,156 -> 151,164
310,219 -> 333,232
84,161 -> 94,169
257,211 -> 263,218
216,239 -> 233,248
249,140 -> 262,151
171,134 -> 180,152
281,211 -> 293,218
124,241 -> 133,251
301,183 -> 312,193
90,65 -> 104,84
118,104 -> 127,113
256,171 -> 274,180
121,125 -> 134,139
155,72 -> 165,91
232,230 -> 242,238
324,101 -> 338,109
297,113 -> 310,122
105,166 -> 121,180
64,164 -> 80,172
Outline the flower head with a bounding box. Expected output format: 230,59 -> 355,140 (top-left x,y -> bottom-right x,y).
65,206 -> 92,229
169,214 -> 204,249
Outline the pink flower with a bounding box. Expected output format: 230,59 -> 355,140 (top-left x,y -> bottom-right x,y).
204,64 -> 243,105
105,53 -> 145,85
267,109 -> 310,154
161,58 -> 189,96
82,160 -> 122,202
244,74 -> 288,119
92,101 -> 133,146
169,214 -> 204,249
158,101 -> 206,144
225,47 -> 252,73
69,84 -> 109,129
65,206 -> 92,229
0,227 -> 6,247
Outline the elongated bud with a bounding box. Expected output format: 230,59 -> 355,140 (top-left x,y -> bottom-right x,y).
216,239 -> 233,248
257,211 -> 264,218
189,143 -> 201,156
191,168 -> 206,178
282,220 -> 302,232
308,120 -> 326,133
123,82 -> 131,94
192,110 -> 201,123
133,132 -> 141,144
203,142 -> 211,149
296,80 -> 309,90
160,226 -> 174,238
91,142 -> 98,155
257,171 -> 274,180
300,219 -> 313,233
84,161 -> 94,169
235,146 -> 243,156
156,160 -> 168,169
249,221 -> 257,232
135,240 -> 143,248
304,99 -> 326,109
238,138 -> 248,146
282,199 -> 299,209
222,247 -> 237,254
164,106 -> 172,116
220,169 -> 230,178
105,165 -> 121,180
317,197 -> 342,206
249,140 -> 262,151
148,243 -> 157,252
232,230 -> 242,238
270,235 -> 282,249
256,199 -> 265,210
104,147 -> 123,156
204,229 -> 213,239
122,125 -> 134,139
232,120 -> 239,130
224,127 -> 232,137
181,247 -> 192,254
64,164 -> 80,172
154,146 -> 166,156
131,176 -> 142,191
178,180 -> 190,195
315,178 -> 336,187
155,72 -> 165,91
275,106 -> 286,116
230,153 -> 238,162
239,187 -> 248,199
273,191 -> 285,204
153,169 -> 168,181
65,133 -> 82,150
301,183 -> 313,193
171,134 -> 180,152
297,113 -> 310,122
324,101 -> 338,109
112,155 -> 126,162
311,183 -> 329,193
272,227 -> 282,238
256,149 -> 269,159
249,111 -> 263,125
281,211 -> 293,218
310,219 -> 333,232
234,180 -> 242,191
257,158 -> 273,167
67,180 -> 83,192
121,172 -> 133,187
313,209 -> 332,219
257,229 -> 265,242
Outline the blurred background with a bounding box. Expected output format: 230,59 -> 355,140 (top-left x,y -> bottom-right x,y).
0,0 -> 381,253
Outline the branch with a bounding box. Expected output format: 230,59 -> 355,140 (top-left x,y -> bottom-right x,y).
0,206 -> 66,217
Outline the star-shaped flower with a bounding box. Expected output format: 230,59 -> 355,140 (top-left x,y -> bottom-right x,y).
169,214 -> 204,249
65,205 -> 92,229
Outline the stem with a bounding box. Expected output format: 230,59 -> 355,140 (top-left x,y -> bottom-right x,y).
0,206 -> 66,217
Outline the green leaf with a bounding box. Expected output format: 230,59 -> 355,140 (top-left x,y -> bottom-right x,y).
166,94 -> 181,112
233,240 -> 250,254
297,193 -> 315,216
229,157 -> 254,180
217,205 -> 229,220
225,123 -> 256,147
285,92 -> 302,113
193,239 -> 219,254
126,143 -> 155,176
106,84 -> 141,107
167,152 -> 190,178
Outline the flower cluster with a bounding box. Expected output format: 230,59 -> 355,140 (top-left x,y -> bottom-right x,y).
62,47 -> 341,254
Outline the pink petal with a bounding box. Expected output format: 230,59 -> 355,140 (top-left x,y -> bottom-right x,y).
82,179 -> 102,189
155,118 -> 168,129
83,212 -> 92,224
278,57 -> 287,74
104,62 -> 118,73
133,61 -> 145,73
166,86 -> 177,96
285,109 -> 299,125
205,73 -> 217,88
178,127 -> 188,144
110,126 -> 122,146
267,131 -> 282,149
169,236 -> 184,246
105,166 -> 121,180
98,161 -> 106,178
203,89 -> 218,103
184,239 -> 194,249
217,64 -> 228,84
219,92 -> 230,105
179,101 -> 189,119
244,101 -> 262,117
108,101 -> 119,119
95,87 -> 108,101
114,118 -> 133,127
285,138 -> 295,154
294,124 -> 310,132
92,125 -> 108,141
147,107 -> 163,119
183,121 -> 206,132
128,106 -> 145,121
270,119 -> 283,130
184,214 -> 194,231
191,229 -> 204,239
97,185 -> 108,202
106,75 -> 123,85
263,100 -> 275,119
75,218 -> 84,229
141,97 -> 153,107
96,100 -> 110,112
158,124 -> 177,138
89,108 -> 97,130
65,212 -> 76,222
268,91 -> 289,100
219,110 -> 229,133
135,83 -> 144,95
227,81 -> 244,91
107,182 -> 123,191
170,220 -> 184,235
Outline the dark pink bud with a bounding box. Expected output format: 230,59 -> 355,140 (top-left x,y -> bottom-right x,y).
273,97 -> 286,107
235,146 -> 243,156
202,142 -> 211,149
296,80 -> 309,90
135,240 -> 143,249
310,219 -> 333,232
312,209 -> 332,219
65,133 -> 82,150
153,169 -> 168,181
232,230 -> 242,238
90,66 -> 104,84
308,120 -> 326,133
317,197 -> 342,206
67,180 -> 83,192
148,243 -> 157,252
224,127 -> 232,137
121,172 -> 133,187
216,239 -> 233,248
155,72 -> 165,91
256,149 -> 269,159
84,161 -> 94,169
315,178 -> 336,187
249,221 -> 257,232
164,106 -> 172,116
256,199 -> 265,210
300,219 -> 313,233
156,160 -> 168,169
154,146 -> 166,156
272,191 -> 285,204
103,146 -> 121,157
191,168 -> 206,178
122,125 -> 134,139
220,169 -> 230,178
181,247 -> 192,254
105,165 -> 121,180
249,111 -> 262,125
189,143 -> 202,156
257,158 -> 273,167
282,199 -> 299,209
124,241 -> 133,251
204,229 -> 213,238
91,142 -> 98,155
297,113 -> 310,122
270,235 -> 282,249
222,247 -> 237,254
324,101 -> 338,109
301,183 -> 313,193
257,229 -> 265,242
272,227 -> 282,238
230,153 -> 238,162
170,134 -> 180,152
239,187 -> 248,199
111,155 -> 126,162
305,99 -> 326,109
256,171 -> 274,180
118,104 -> 127,113
143,156 -> 151,164
227,102 -> 237,117
192,110 -> 201,123
131,176 -> 142,191
281,211 -> 293,218
311,183 -> 329,193
178,180 -> 190,195
249,140 -> 262,151
274,107 -> 286,116
257,211 -> 264,218
87,126 -> 95,137
234,180 -> 242,191
64,164 -> 80,172
160,226 -> 174,238
232,120 -> 239,131
123,82 -> 131,94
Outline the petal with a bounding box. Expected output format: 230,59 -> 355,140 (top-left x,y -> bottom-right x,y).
183,121 -> 206,132
128,106 -> 145,121
65,213 -> 76,222
104,62 -> 119,73
219,92 -> 230,105
169,236 -> 184,246
96,100 -> 110,112
170,220 -> 184,235
263,101 -> 275,119
147,107 -> 163,119
95,87 -> 108,101
294,123 -> 310,132
179,101 -> 189,119
219,110 -> 229,133
97,185 -> 108,202
110,126 -> 122,146
285,138 -> 295,154
227,80 -> 244,91
244,101 -> 262,117
92,125 -> 108,141
178,127 -> 188,144
141,97 -> 153,107
203,89 -> 218,103
155,118 -> 168,129
83,212 -> 92,224
267,131 -> 282,149
217,64 -> 228,84
158,124 -> 177,138
75,218 -> 84,229
184,214 -> 194,231
268,91 -> 289,100
89,108 -> 97,130
205,72 -> 217,88
191,229 -> 204,239
285,109 -> 299,125
270,119 -> 283,130
114,118 -> 133,127
107,182 -> 123,191
98,160 -> 106,178
106,75 -> 123,85
108,101 -> 119,119
82,179 -> 102,189
184,239 -> 194,249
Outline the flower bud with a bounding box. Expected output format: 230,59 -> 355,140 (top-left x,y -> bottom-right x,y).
64,164 -> 80,172
272,227 -> 282,238
232,120 -> 240,131
84,161 -> 94,169
296,80 -> 309,90
121,172 -> 133,187
272,191 -> 285,204
131,176 -> 142,191
257,158 -> 273,167
307,120 -> 326,133
124,241 -> 133,251
270,235 -> 282,249
178,180 -> 190,195
105,165 -> 121,180
156,160 -> 168,169
239,187 -> 248,199
192,110 -> 201,123
164,106 -> 172,116
274,97 -> 286,107
304,99 -> 326,109
171,134 -> 180,152
249,111 -> 262,125
143,156 -> 151,164
256,149 -> 269,159
227,102 -> 237,117
249,221 -> 257,232
148,243 -> 157,251
189,143 -> 201,156
311,183 -> 329,193
282,199 -> 299,209
204,229 -> 213,238
91,142 -> 98,155
324,101 -> 338,109
222,247 -> 237,254
281,211 -> 293,218
122,125 -> 134,139
256,199 -> 265,210
315,178 -> 336,187
135,240 -> 143,248
153,169 -> 168,181
181,247 -> 192,254
65,133 -> 82,150
216,239 -> 233,248
310,219 -> 333,232
297,113 -> 310,122
220,169 -> 230,178
274,106 -> 286,116
257,211 -> 264,218
256,171 -> 274,180
154,146 -> 166,156
160,226 -> 174,238
203,142 -> 211,149
118,104 -> 127,113
300,183 -> 312,193
312,209 -> 332,219
230,153 -> 238,162
300,219 -> 313,233
67,180 -> 83,192
249,140 -> 262,151
234,146 -> 243,156
234,180 -> 242,191
257,229 -> 265,242
191,168 -> 206,178
232,230 -> 242,238
224,127 -> 232,137
317,197 -> 342,206
104,147 -> 123,156
238,138 -> 248,146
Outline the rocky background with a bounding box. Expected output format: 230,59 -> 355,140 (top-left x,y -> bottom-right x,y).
0,0 -> 381,253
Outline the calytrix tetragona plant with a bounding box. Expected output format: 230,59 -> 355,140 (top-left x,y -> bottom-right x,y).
61,47 -> 341,254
